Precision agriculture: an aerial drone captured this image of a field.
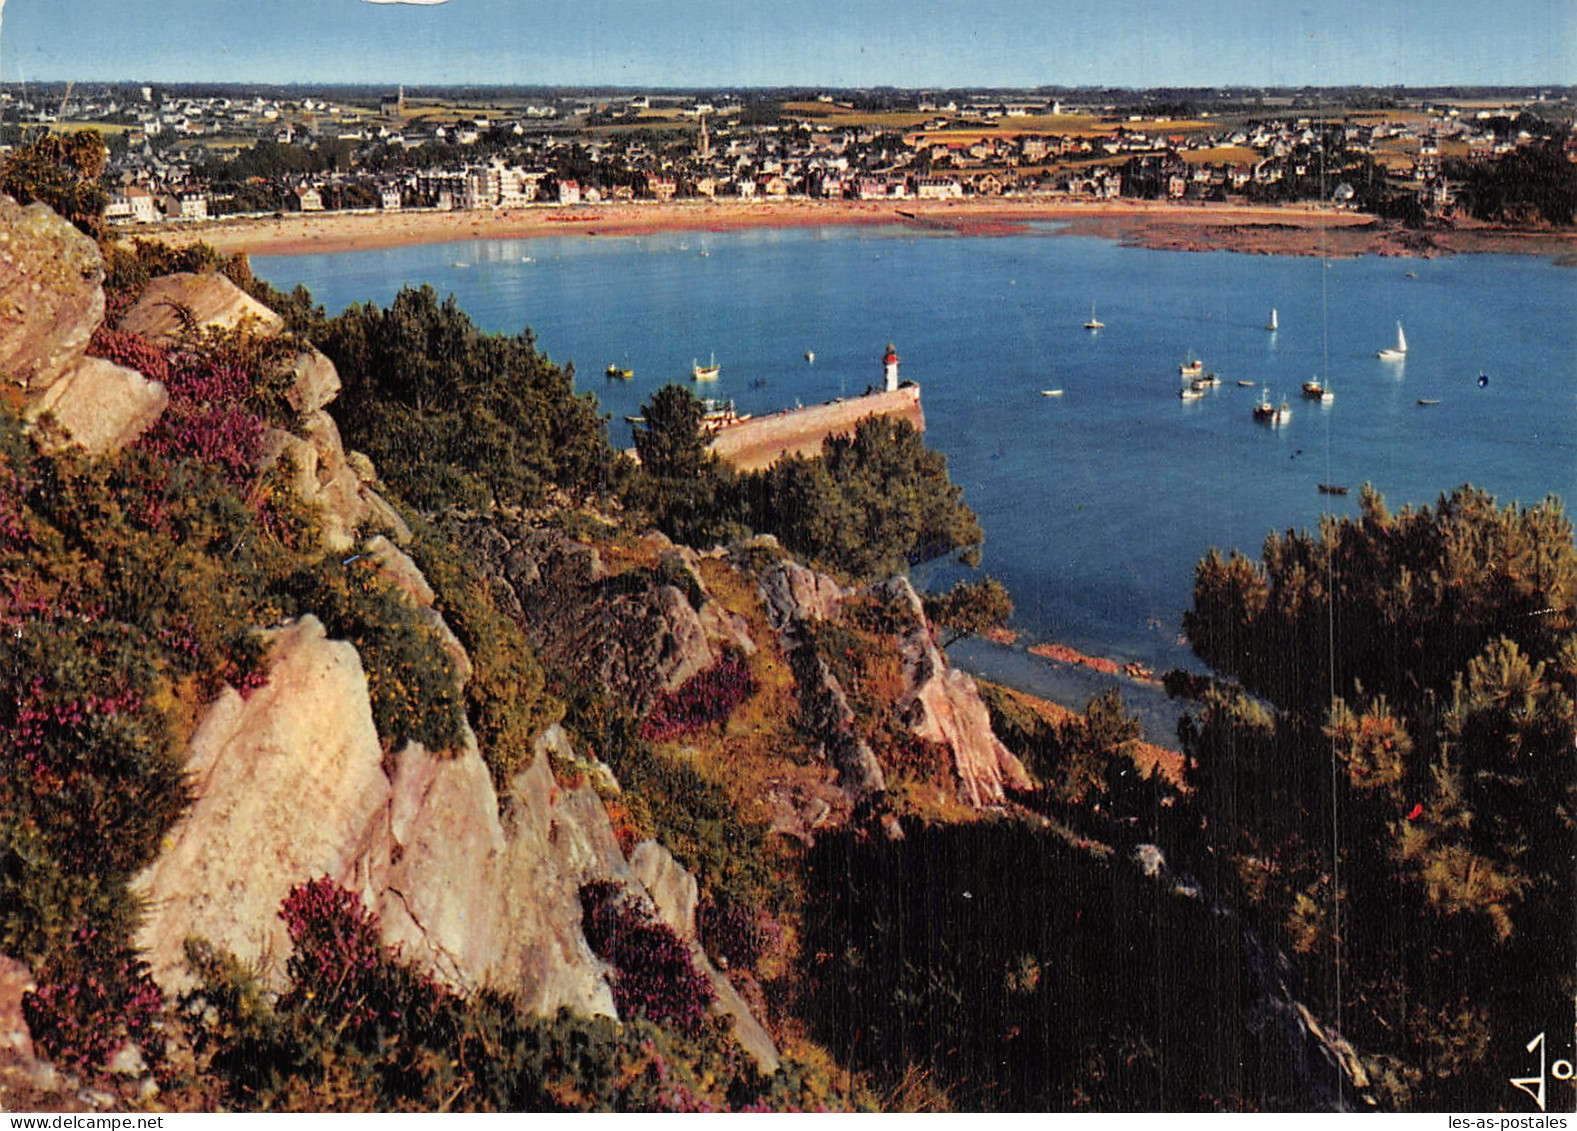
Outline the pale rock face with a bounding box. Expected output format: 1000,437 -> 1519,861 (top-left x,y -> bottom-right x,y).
117,272 -> 283,342
286,347 -> 343,415
755,558 -> 846,631
0,195 -> 104,391
871,576 -> 1031,806
131,616 -> 393,993
23,355 -> 168,453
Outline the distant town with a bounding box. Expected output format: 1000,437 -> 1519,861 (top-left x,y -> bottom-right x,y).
3,83 -> 1573,227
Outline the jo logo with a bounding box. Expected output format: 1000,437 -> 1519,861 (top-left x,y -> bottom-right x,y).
1510,1032 -> 1575,1112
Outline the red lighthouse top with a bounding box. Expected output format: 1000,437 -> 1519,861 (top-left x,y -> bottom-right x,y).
883,343 -> 898,366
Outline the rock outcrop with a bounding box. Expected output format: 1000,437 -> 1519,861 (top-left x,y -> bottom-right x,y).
130,614 -> 778,1067
451,518 -> 741,712
0,196 -> 104,390
0,195 -> 166,454
873,577 -> 1031,806
116,271 -> 284,342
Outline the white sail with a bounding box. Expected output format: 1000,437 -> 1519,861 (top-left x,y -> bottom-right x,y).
1267,308 -> 1278,331
1396,323 -> 1406,353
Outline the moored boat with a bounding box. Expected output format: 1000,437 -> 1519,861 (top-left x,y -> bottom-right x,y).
1417,398 -> 1440,406
1378,322 -> 1407,361
1301,376 -> 1333,402
1179,357 -> 1203,377
1266,308 -> 1279,331
692,353 -> 720,380
1317,483 -> 1350,495
1253,387 -> 1290,424
605,364 -> 633,379
1083,304 -> 1104,331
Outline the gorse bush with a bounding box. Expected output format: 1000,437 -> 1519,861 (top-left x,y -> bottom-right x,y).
579,880 -> 715,1033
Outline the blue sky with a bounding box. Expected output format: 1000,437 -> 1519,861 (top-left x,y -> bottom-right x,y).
4,0 -> 1573,88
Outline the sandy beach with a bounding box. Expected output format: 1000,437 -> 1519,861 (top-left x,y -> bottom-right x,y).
137,197 -> 1577,263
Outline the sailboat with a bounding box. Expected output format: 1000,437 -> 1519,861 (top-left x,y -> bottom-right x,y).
1083,304 -> 1104,331
1266,308 -> 1279,332
1377,322 -> 1407,361
692,353 -> 720,381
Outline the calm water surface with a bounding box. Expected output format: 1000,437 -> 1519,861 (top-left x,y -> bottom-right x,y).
255,225 -> 1577,723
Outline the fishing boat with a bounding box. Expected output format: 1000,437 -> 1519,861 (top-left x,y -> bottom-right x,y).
1192,372 -> 1220,388
1317,483 -> 1350,496
1083,304 -> 1104,331
1236,379 -> 1257,388
1377,322 -> 1407,361
692,353 -> 720,381
1179,357 -> 1203,378
1301,376 -> 1333,402
605,364 -> 633,379
1253,387 -> 1290,424
1179,380 -> 1205,401
1266,308 -> 1279,331
698,399 -> 749,432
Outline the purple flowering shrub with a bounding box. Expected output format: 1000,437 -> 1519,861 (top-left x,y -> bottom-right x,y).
639,649 -> 755,741
580,880 -> 715,1033
22,925 -> 165,1076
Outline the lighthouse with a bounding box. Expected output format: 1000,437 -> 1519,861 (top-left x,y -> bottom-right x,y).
882,342 -> 900,392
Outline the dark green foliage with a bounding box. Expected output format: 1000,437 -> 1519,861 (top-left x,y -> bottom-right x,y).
405,514 -> 563,789
1185,484 -> 1577,719
0,130 -> 109,239
924,575 -> 1013,646
314,285 -> 621,511
629,384 -> 742,548
739,415 -> 984,580
1176,482 -> 1577,1108
1453,141 -> 1577,226
800,820 -> 1323,1110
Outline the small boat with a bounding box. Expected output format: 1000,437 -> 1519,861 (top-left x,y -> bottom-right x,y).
804,350 -> 815,363
1253,387 -> 1290,424
1179,382 -> 1205,401
1405,271 -> 1418,278
1192,372 -> 1220,388
692,353 -> 720,381
1041,389 -> 1064,397
699,398 -> 749,432
1301,376 -> 1333,403
1236,379 -> 1257,388
624,414 -> 646,424
1317,483 -> 1350,495
1179,357 -> 1203,377
1083,304 -> 1104,331
1378,322 -> 1407,361
1266,308 -> 1279,331
605,364 -> 633,379
1417,398 -> 1440,406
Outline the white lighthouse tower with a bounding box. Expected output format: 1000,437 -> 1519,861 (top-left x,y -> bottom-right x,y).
882,342 -> 900,392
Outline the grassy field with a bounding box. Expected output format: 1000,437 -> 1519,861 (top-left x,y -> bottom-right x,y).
1180,145 -> 1259,166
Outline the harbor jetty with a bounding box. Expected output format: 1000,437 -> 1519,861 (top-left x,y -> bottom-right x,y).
706,383 -> 925,472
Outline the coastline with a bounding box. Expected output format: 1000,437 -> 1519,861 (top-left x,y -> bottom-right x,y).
137,197 -> 1577,262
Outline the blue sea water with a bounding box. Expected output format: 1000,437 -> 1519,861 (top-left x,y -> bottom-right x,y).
254,225 -> 1577,730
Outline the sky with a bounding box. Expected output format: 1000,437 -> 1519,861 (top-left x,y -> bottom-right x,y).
2,0 -> 1573,90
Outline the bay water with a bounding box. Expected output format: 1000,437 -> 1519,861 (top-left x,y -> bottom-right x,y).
255,225 -> 1576,737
